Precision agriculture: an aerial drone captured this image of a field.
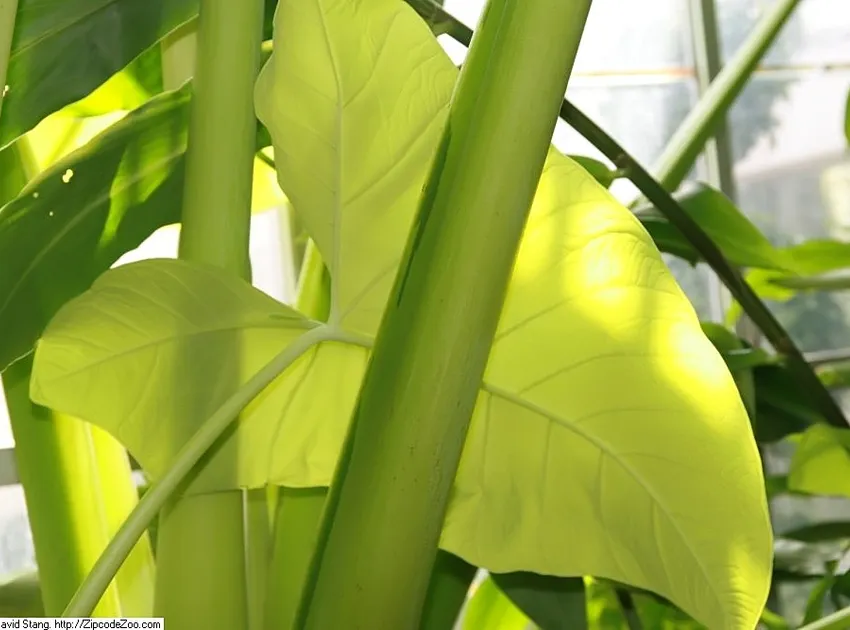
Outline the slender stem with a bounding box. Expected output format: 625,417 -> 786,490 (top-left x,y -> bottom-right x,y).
797,606 -> 850,630
5,358 -> 121,617
652,0 -> 802,191
558,102 -> 847,428
62,326 -> 331,618
265,244 -> 331,630
156,2 -> 264,629
297,1 -> 592,627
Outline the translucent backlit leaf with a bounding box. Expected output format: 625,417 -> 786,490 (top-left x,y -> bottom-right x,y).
30,259 -> 366,494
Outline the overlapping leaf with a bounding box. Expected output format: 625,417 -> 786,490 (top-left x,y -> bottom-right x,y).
0,86 -> 191,371
2,0 -> 196,148
31,259 -> 367,494
34,0 -> 772,627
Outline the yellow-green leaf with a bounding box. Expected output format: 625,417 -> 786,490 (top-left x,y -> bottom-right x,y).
30,258 -> 366,494
441,150 -> 772,630
254,0 -> 456,336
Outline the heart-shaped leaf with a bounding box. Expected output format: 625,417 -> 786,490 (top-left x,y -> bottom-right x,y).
30,258 -> 367,494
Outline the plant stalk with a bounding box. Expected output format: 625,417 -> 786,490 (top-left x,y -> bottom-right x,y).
155,2 -> 264,629
296,1 -> 592,627
264,243 -> 330,630
798,606 -> 850,630
413,0 -> 845,427
5,358 -> 121,617
651,0 -> 802,191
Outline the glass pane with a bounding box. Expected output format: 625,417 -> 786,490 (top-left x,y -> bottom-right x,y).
730,71 -> 850,352
716,0 -> 850,67
0,486 -> 35,575
441,0 -> 693,73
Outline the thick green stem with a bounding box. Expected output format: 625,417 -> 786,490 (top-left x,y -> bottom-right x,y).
297,2 -> 592,627
0,20 -> 153,608
245,488 -> 270,630
265,243 -> 330,630
415,0 -> 845,428
5,358 -> 121,617
155,2 -> 264,629
265,488 -> 327,630
651,0 -> 801,191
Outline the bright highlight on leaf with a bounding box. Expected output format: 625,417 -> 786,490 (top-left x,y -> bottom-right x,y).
32,0 -> 773,627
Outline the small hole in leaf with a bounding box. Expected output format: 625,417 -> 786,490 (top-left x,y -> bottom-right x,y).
48,211 -> 54,217
62,169 -> 74,183
32,192 -> 39,199
2,85 -> 9,97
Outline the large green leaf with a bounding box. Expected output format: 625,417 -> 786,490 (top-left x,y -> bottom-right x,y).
0,84 -> 191,371
637,183 -> 794,271
35,0 -> 772,627
2,0 -> 196,149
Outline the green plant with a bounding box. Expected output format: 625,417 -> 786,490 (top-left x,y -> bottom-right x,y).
2,0 -> 850,629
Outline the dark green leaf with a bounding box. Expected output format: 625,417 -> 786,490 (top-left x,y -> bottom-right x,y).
0,80 -> 272,373
753,364 -> 821,443
0,84 -> 191,371
491,573 -> 587,630
421,552 -> 477,630
637,183 -> 794,272
2,0 -> 196,148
